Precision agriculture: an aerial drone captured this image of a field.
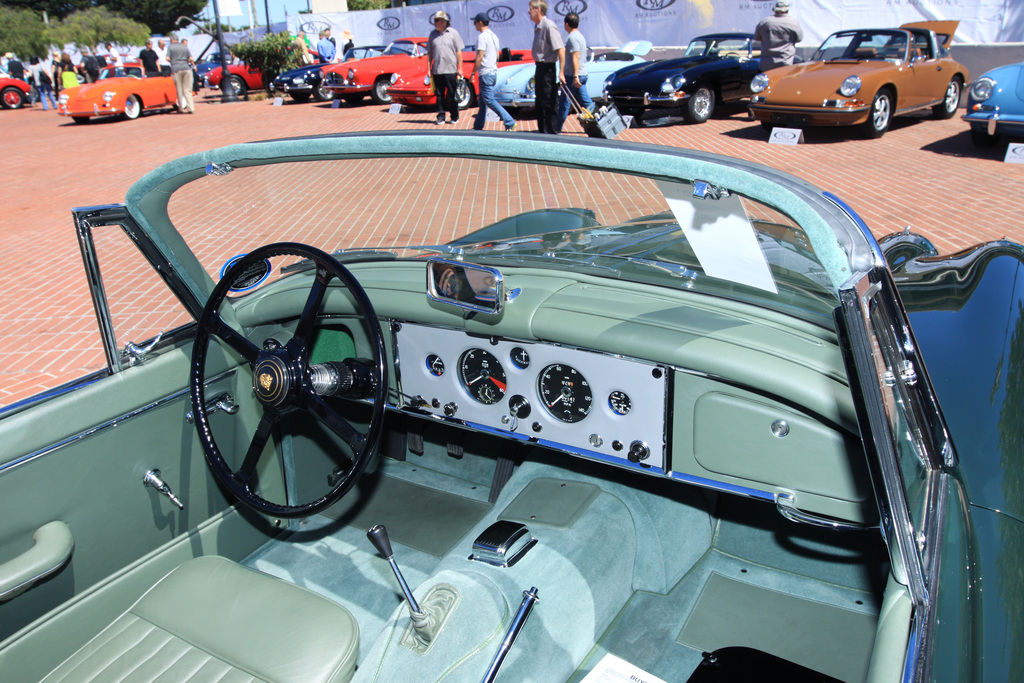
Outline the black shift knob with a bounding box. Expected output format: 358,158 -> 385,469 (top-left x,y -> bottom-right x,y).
367,524 -> 394,559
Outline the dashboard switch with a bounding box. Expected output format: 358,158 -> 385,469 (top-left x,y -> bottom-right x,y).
444,402 -> 458,417
627,440 -> 650,463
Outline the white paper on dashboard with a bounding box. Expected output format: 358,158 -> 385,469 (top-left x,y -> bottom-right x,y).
580,653 -> 668,683
656,180 -> 777,294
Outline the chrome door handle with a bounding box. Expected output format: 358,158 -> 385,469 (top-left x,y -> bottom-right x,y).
775,492 -> 873,532
185,392 -> 239,424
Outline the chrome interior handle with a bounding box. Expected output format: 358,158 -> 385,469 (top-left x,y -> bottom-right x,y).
775,492 -> 873,532
185,392 -> 239,424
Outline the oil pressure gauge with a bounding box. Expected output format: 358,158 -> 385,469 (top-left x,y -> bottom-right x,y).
609,390 -> 632,415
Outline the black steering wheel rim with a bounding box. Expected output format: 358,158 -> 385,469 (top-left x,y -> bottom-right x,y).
190,242 -> 388,518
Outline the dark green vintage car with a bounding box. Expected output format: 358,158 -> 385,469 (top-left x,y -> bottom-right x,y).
0,132 -> 1021,682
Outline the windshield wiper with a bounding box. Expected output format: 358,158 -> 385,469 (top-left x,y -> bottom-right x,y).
626,257 -> 699,284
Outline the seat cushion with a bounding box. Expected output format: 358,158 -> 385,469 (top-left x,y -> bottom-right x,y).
42,556 -> 358,683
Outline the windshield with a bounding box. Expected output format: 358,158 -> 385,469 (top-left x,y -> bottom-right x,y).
100,66 -> 143,79
814,30 -> 909,63
159,152 -> 842,326
683,37 -> 752,57
383,40 -> 425,57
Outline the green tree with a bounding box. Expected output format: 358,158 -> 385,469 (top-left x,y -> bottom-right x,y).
0,0 -> 92,23
0,6 -> 50,58
103,0 -> 207,37
229,32 -> 302,92
49,7 -> 151,51
348,0 -> 387,10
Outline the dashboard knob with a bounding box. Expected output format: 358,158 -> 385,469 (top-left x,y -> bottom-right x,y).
508,395 -> 531,419
444,402 -> 458,417
627,440 -> 650,463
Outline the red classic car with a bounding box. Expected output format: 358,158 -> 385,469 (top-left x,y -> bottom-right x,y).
323,38 -> 428,105
205,63 -> 264,97
388,46 -> 531,110
57,65 -> 177,123
1,76 -> 31,109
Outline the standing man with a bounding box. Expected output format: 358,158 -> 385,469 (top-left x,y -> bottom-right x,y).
316,31 -> 336,64
470,12 -> 517,132
81,48 -> 100,82
556,12 -> 593,132
427,10 -> 464,125
139,40 -> 160,78
154,39 -> 170,75
528,0 -> 564,134
105,43 -> 123,67
753,0 -> 803,71
167,34 -> 195,114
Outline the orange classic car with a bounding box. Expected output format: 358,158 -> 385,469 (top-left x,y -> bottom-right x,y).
748,21 -> 968,138
58,65 -> 178,123
388,46 -> 531,110
323,38 -> 428,105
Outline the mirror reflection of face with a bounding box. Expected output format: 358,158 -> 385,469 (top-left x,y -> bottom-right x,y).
465,268 -> 497,302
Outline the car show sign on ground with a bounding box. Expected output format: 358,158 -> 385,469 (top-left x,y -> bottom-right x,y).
768,127 -> 805,145
1005,143 -> 1024,164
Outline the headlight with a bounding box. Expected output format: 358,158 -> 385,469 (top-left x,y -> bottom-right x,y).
672,75 -> 686,90
660,78 -> 674,94
103,91 -> 115,102
348,69 -> 355,80
527,77 -> 535,93
423,74 -> 431,86
390,73 -> 399,84
59,94 -> 68,104
971,77 -> 995,101
750,73 -> 769,93
839,75 -> 861,97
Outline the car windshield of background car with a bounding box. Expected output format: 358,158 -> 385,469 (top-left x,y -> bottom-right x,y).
162,157 -> 840,326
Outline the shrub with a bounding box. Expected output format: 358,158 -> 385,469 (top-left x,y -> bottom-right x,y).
229,32 -> 303,92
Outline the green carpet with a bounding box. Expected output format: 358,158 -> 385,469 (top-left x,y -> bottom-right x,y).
676,571 -> 876,682
323,474 -> 491,557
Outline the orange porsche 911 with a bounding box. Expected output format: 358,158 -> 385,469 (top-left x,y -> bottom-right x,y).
748,21 -> 968,138
58,65 -> 179,123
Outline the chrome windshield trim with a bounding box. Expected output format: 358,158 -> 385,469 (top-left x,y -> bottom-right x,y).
0,369 -> 235,477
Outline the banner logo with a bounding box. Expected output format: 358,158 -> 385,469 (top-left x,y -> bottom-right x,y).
488,6 -> 515,22
636,0 -> 677,10
377,16 -> 401,31
299,21 -> 331,35
554,0 -> 588,16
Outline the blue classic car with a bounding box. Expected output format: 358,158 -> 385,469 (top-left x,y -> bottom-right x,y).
494,40 -> 652,110
0,132 -> 1022,682
605,33 -> 761,124
962,60 -> 1024,146
271,62 -> 332,103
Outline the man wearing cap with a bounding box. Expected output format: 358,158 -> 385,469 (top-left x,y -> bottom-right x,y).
754,0 -> 803,71
528,0 -> 564,134
470,12 -> 517,132
427,10 -> 465,125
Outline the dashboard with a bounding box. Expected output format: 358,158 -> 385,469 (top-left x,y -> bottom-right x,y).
393,322 -> 669,472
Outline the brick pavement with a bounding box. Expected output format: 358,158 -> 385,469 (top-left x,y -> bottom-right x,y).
1,91 -> 1022,408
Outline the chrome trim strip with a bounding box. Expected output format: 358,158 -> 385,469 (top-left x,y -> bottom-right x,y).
0,370 -> 235,477
668,470 -> 775,502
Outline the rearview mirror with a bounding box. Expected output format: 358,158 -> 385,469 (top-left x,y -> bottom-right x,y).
426,259 -> 505,315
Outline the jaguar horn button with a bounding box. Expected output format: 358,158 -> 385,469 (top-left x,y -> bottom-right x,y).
254,354 -> 292,406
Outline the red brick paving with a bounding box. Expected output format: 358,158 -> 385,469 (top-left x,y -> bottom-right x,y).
1,91 -> 1022,407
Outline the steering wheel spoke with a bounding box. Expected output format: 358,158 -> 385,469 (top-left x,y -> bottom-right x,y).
191,243 -> 388,519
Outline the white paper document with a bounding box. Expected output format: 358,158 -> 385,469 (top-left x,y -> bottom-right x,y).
580,653 -> 669,683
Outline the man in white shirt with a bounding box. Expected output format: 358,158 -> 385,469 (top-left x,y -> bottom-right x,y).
469,13 -> 517,131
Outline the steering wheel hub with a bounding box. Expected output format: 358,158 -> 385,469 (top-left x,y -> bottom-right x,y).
254,352 -> 293,407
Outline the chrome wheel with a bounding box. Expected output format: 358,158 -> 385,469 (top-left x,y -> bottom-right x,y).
123,94 -> 141,120
314,80 -> 333,102
229,75 -> 247,98
683,86 -> 714,124
861,90 -> 891,138
371,77 -> 391,105
933,77 -> 961,119
456,78 -> 474,109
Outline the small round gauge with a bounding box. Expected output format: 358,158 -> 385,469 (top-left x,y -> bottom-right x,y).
609,390 -> 632,415
510,347 -> 531,369
458,348 -> 508,405
426,354 -> 445,377
538,364 -> 593,423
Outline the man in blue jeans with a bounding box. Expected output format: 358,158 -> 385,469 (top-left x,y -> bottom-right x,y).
556,12 -> 594,132
470,12 -> 517,131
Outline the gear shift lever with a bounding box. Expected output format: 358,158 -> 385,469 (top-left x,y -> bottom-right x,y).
367,524 -> 422,615
367,524 -> 461,654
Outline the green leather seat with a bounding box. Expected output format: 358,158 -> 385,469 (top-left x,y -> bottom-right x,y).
41,556 -> 358,683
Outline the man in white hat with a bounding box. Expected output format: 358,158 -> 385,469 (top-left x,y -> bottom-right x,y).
427,10 -> 465,125
754,0 -> 803,71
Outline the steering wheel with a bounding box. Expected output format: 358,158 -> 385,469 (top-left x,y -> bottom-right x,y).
190,243 -> 388,518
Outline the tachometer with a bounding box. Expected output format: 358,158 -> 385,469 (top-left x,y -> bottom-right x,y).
458,348 -> 507,405
538,364 -> 593,423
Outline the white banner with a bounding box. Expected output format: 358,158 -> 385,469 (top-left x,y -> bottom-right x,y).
288,0 -> 1020,51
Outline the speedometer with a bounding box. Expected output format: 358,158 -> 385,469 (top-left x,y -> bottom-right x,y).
538,364 -> 593,423
458,348 -> 507,405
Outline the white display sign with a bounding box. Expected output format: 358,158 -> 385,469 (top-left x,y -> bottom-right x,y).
273,96 -> 284,107
388,103 -> 403,115
1004,143 -> 1024,164
219,0 -> 243,18
768,127 -> 804,145
580,653 -> 668,683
